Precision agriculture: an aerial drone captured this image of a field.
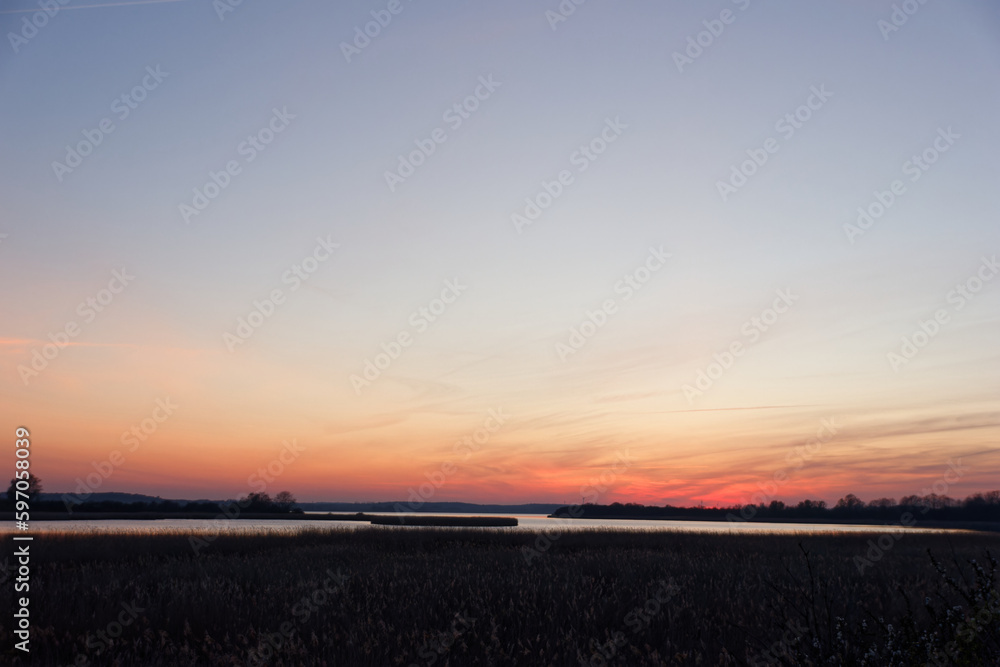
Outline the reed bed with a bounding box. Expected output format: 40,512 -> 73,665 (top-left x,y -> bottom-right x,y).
1,526 -> 997,665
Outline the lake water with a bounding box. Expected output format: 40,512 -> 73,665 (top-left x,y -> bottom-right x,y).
2,513 -> 967,534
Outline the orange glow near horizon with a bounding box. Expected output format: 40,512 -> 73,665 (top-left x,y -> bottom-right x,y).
8,343 -> 996,507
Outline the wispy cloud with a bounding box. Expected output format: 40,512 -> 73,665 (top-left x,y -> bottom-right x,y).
0,0 -> 188,13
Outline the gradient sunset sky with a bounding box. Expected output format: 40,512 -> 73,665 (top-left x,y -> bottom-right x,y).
1,0 -> 998,506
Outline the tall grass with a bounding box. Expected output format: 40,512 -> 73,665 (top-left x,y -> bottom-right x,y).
0,527 -> 997,665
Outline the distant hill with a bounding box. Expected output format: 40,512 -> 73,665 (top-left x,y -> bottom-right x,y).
36,492 -> 185,504
298,501 -> 562,514
25,493 -> 560,514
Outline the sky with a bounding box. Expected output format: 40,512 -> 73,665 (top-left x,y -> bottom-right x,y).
1,0 -> 998,506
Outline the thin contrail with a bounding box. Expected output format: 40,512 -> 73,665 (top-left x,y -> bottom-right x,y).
669,405 -> 809,412
0,0 -> 188,14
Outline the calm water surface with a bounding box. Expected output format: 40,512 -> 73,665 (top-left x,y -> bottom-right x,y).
5,513 -> 967,534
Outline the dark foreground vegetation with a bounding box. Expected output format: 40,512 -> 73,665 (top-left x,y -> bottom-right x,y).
1,528 -> 998,666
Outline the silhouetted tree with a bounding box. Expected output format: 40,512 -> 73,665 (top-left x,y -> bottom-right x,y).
834,494 -> 865,512
274,491 -> 297,512
901,494 -> 958,510
796,499 -> 827,512
236,491 -> 299,513
963,491 -> 1000,508
6,473 -> 43,505
241,492 -> 274,511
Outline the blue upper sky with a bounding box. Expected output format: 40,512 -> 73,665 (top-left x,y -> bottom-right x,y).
1,0 -> 998,503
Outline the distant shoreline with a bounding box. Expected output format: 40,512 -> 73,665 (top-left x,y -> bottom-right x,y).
2,512 -> 365,521
0,511 -> 518,527
546,512 -> 1000,532
4,511 -> 996,532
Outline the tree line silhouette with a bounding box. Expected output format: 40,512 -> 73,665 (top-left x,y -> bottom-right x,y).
553,490 -> 1000,522
2,475 -> 301,514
